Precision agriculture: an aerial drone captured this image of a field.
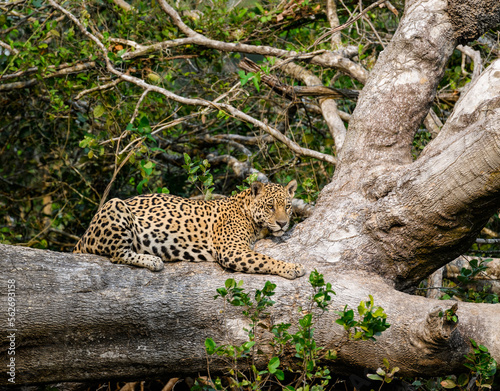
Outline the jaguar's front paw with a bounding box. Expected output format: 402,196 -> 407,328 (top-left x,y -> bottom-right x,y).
148,258 -> 165,272
281,263 -> 306,279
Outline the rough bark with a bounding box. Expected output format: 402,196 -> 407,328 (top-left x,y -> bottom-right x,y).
1,244 -> 500,386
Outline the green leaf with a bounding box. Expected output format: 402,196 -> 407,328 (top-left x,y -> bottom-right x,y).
440,379 -> 457,388
367,374 -> 383,381
136,178 -> 148,194
302,134 -> 314,144
479,344 -> 489,352
205,338 -> 216,354
48,29 -> 60,37
252,75 -> 260,92
268,356 -> 280,373
457,373 -> 469,386
93,104 -> 105,118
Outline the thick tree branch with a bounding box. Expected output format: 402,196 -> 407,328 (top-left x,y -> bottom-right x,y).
2,244 -> 500,386
253,0 -> 500,294
339,0 -> 457,176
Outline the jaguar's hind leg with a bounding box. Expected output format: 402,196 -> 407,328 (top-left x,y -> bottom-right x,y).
76,198 -> 164,272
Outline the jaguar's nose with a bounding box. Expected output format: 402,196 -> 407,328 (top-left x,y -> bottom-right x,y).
277,220 -> 288,229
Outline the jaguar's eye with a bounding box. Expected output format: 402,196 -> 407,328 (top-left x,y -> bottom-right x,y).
268,203 -> 275,211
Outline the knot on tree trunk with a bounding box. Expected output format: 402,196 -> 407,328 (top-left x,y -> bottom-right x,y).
410,305 -> 459,355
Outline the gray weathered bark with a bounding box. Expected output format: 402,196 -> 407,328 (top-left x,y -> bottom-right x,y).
1,244 -> 500,386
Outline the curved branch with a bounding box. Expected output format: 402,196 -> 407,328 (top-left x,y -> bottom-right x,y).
364,60 -> 500,290
116,0 -> 368,83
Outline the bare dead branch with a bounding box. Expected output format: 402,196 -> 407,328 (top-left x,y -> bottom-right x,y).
114,0 -> 368,82
111,0 -> 132,11
0,79 -> 38,91
0,61 -> 96,91
423,110 -> 443,138
456,44 -> 483,84
239,58 -> 359,100
384,1 -> 399,16
210,133 -> 274,145
0,39 -> 19,55
206,154 -> 269,182
202,135 -> 252,157
325,0 -> 342,49
276,60 -> 347,150
48,0 -> 336,167
75,78 -> 122,100
312,0 -> 388,47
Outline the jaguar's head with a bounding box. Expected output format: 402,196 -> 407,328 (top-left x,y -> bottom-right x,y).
249,180 -> 297,236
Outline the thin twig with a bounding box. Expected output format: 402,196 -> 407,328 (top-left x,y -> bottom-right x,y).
76,78 -> 121,100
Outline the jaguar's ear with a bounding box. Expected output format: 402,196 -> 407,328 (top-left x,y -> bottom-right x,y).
285,180 -> 297,197
251,182 -> 265,198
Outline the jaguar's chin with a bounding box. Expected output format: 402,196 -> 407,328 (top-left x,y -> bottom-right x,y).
272,230 -> 286,237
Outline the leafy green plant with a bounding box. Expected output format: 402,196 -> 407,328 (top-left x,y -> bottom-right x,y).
463,339 -> 497,388
199,271 -> 392,391
367,358 -> 400,390
183,153 -> 215,200
440,259 -> 499,304
238,69 -> 261,92
233,173 -> 259,195
439,339 -> 497,390
335,295 -> 390,341
439,303 -> 458,324
309,269 -> 336,312
200,278 -> 282,390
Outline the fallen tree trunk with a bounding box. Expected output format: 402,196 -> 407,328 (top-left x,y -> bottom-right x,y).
1,243 -> 499,386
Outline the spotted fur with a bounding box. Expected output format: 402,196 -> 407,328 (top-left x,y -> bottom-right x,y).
73,180 -> 305,279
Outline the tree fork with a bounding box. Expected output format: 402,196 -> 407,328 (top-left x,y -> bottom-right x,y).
1,244 -> 499,386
